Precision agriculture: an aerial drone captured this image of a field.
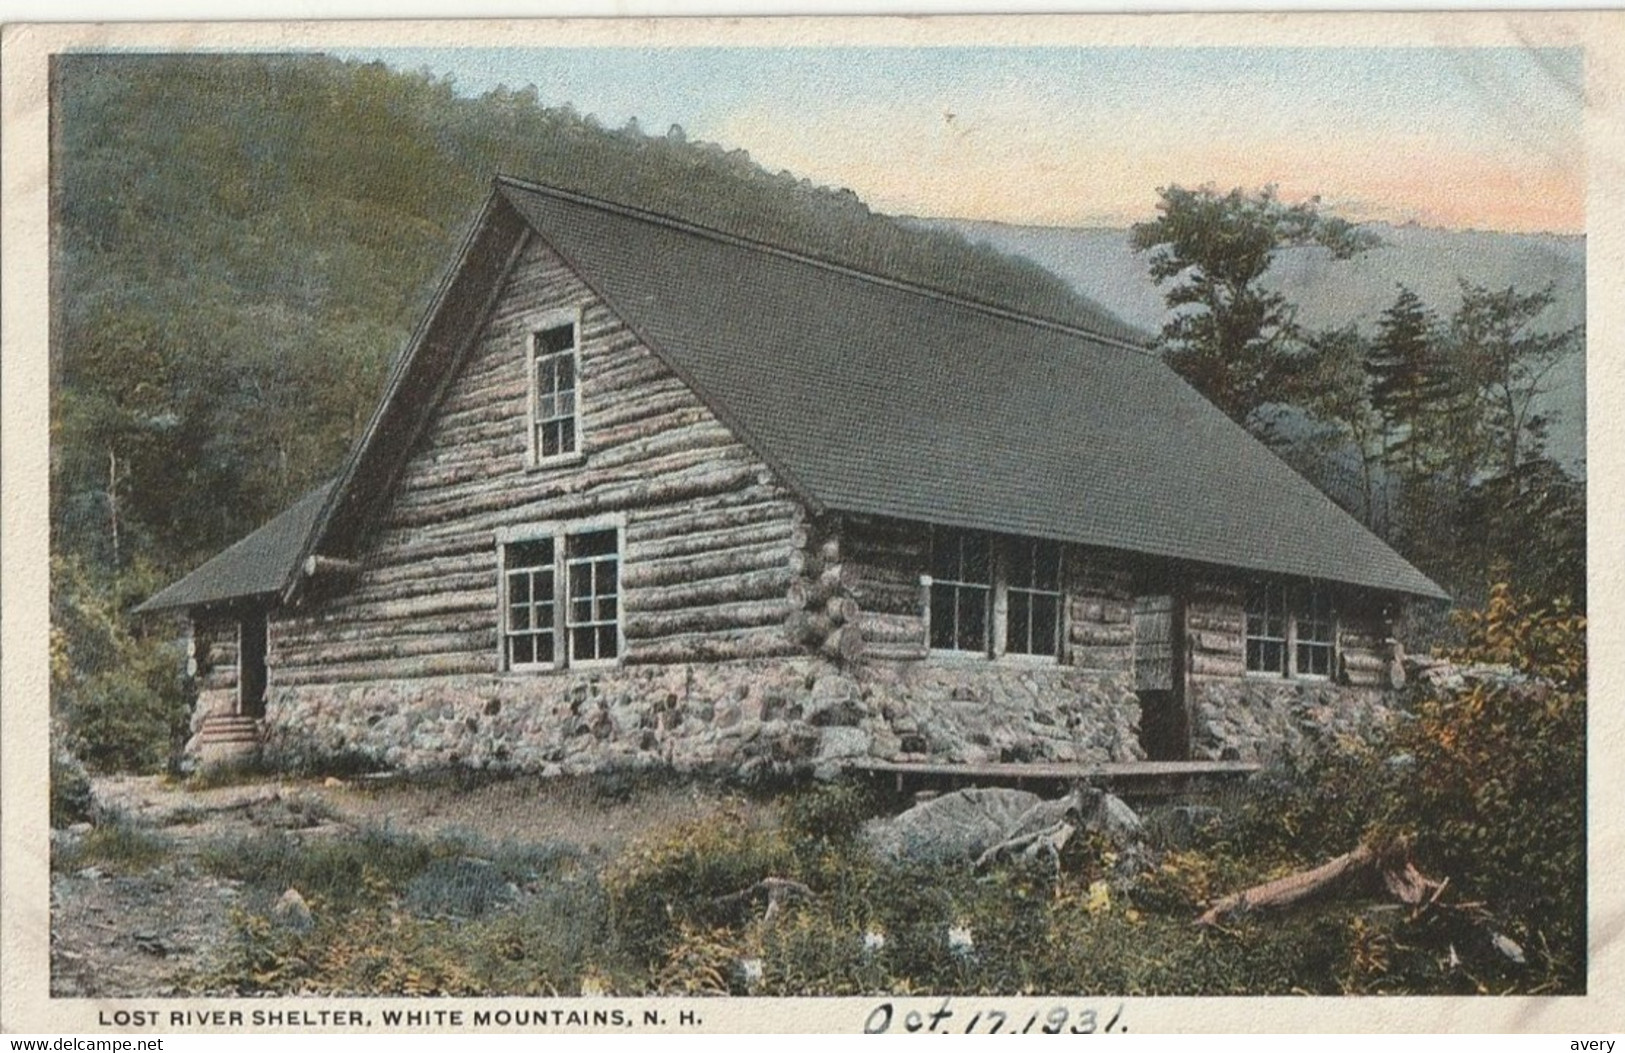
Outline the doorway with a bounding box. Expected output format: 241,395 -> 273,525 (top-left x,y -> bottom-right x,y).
239,611 -> 268,719
1133,593 -> 1189,761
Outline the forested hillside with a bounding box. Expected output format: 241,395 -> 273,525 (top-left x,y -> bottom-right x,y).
51,52 -> 1132,580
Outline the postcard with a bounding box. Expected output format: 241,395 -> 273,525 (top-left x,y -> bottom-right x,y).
3,11 -> 1622,1034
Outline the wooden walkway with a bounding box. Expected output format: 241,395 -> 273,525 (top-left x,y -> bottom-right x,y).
847,758 -> 1262,799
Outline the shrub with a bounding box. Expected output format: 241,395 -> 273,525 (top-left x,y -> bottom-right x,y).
51,735 -> 95,828
604,804 -> 795,966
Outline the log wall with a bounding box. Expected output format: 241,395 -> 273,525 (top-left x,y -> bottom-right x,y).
270,235 -> 806,682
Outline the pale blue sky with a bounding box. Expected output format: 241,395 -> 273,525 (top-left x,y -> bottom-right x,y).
324,45 -> 1584,230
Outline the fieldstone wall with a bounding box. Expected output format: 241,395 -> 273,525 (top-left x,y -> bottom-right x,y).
257,658 -> 1142,778
1187,676 -> 1395,763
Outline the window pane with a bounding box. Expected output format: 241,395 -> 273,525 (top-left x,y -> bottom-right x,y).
963,535 -> 991,582
1007,594 -> 1031,654
573,626 -> 597,662
510,604 -> 531,631
930,531 -> 960,580
1033,541 -> 1061,591
538,324 -> 574,355
571,530 -> 616,557
1032,594 -> 1058,656
598,625 -> 619,660
598,596 -> 617,621
509,539 -> 552,569
957,588 -> 987,652
510,635 -> 534,666
1007,540 -> 1034,589
930,586 -> 957,649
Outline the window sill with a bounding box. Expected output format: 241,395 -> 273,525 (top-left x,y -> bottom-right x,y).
528,452 -> 587,473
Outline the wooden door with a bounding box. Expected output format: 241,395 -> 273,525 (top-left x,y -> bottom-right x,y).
1133,594 -> 1189,761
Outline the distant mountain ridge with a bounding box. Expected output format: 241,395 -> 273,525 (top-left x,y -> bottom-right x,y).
910,217 -> 1586,473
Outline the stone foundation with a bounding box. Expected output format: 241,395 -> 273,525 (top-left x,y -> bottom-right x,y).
1188,676 -> 1396,763
257,659 -> 1144,778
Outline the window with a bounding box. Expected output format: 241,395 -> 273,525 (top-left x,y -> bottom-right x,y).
530,317 -> 580,463
503,538 -> 557,669
1005,538 -> 1062,658
1295,586 -> 1334,677
502,525 -> 620,670
566,530 -> 620,664
1245,580 -> 1334,678
929,529 -> 991,653
1244,582 -> 1288,675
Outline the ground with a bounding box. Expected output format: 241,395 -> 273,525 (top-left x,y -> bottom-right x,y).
50,772 -> 772,997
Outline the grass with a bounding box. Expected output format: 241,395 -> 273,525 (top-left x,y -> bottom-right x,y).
52,812 -> 175,875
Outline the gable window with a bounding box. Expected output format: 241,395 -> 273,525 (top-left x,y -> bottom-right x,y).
929,529 -> 991,653
1245,580 -> 1334,678
530,316 -> 581,464
501,523 -> 620,670
1005,538 -> 1062,658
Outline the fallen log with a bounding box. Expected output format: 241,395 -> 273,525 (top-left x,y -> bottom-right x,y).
1195,841 -> 1444,926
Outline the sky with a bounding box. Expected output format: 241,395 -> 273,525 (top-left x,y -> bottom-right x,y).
327,44 -> 1585,233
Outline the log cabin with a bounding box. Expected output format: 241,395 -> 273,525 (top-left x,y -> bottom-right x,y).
137,177 -> 1447,778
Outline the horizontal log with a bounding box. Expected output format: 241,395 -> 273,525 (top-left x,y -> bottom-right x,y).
1190,654 -> 1247,678
1339,652 -> 1387,672
622,542 -> 793,591
1188,629 -> 1242,655
588,381 -> 704,434
1186,611 -> 1245,634
624,566 -> 796,614
817,537 -> 841,563
270,652 -> 494,686
623,599 -> 790,639
349,549 -> 493,591
624,626 -> 804,665
303,555 -> 362,578
862,642 -> 929,663
625,517 -> 797,565
1071,600 -> 1132,625
857,612 -> 926,646
589,409 -> 722,461
288,587 -> 497,627
627,496 -> 801,544
1069,645 -> 1133,673
397,461 -> 763,532
272,612 -> 495,650
337,568 -> 496,608
1069,623 -> 1134,647
276,629 -> 498,669
851,583 -> 922,617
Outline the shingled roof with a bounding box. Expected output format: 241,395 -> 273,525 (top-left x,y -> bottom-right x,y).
135,482 -> 335,613
144,177 -> 1446,613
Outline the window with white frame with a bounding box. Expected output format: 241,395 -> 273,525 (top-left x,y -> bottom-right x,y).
1245,580 -> 1334,678
501,525 -> 620,670
1005,538 -> 1063,658
1295,586 -> 1334,677
929,529 -> 991,653
530,317 -> 581,463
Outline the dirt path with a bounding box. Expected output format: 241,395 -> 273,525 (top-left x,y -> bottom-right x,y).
51,772 -> 772,997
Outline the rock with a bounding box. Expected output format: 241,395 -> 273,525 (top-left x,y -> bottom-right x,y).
1490,931 -> 1526,965
862,787 -> 1045,864
68,822 -> 93,835
804,678 -> 865,727
75,867 -> 103,881
272,888 -> 313,932
323,776 -> 344,788
1086,790 -> 1144,845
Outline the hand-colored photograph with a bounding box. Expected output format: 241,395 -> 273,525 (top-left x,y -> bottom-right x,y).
15,15 -> 1607,1025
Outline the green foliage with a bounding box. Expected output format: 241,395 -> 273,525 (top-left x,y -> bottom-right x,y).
52,812 -> 175,875
53,52 -> 1115,588
604,804 -> 795,966
51,555 -> 191,773
51,733 -> 95,828
1130,184 -> 1379,429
